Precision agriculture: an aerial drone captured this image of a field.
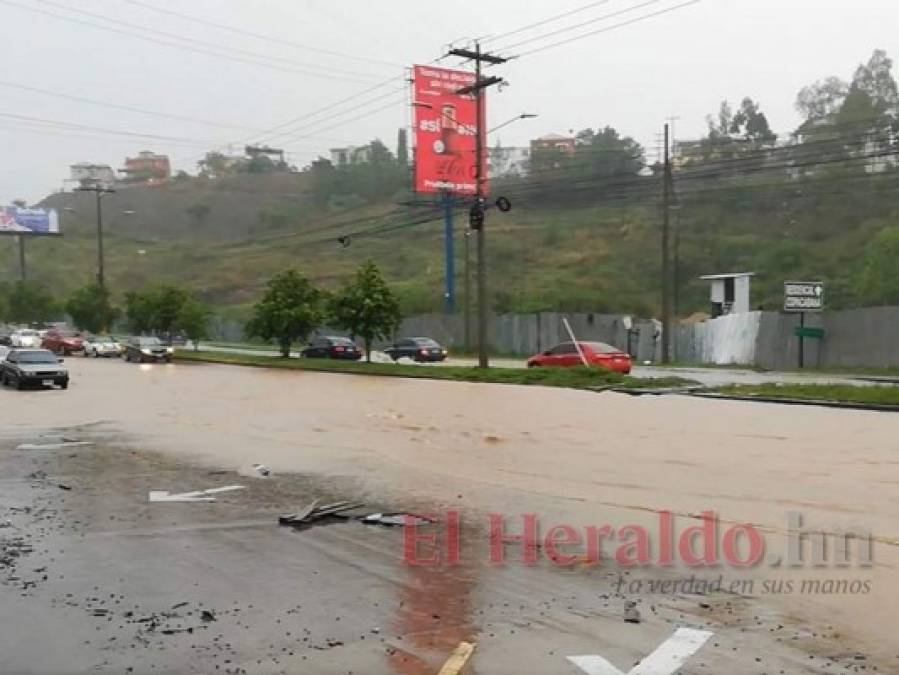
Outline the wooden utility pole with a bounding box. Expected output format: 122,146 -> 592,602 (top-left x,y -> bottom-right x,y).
661,123 -> 672,364
448,41 -> 508,368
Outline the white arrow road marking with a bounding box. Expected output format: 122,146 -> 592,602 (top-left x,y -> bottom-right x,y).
148,485 -> 245,503
567,627 -> 713,675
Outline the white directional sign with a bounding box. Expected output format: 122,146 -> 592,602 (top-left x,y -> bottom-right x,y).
567,627 -> 713,675
148,485 -> 245,503
784,280 -> 825,312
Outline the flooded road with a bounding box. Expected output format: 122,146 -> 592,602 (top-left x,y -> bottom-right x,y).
2,358 -> 897,673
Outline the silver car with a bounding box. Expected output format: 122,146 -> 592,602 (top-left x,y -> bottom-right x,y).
83,335 -> 122,358
0,349 -> 69,390
10,329 -> 41,348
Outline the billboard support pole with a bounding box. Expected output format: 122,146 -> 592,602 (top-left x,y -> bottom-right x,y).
798,312 -> 805,369
442,191 -> 455,314
17,236 -> 26,281
463,229 -> 471,350
661,123 -> 672,364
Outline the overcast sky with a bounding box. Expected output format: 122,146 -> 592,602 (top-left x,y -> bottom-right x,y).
3,0 -> 898,204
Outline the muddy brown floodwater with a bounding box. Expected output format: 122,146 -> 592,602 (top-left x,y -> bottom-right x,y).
2,357 -> 897,674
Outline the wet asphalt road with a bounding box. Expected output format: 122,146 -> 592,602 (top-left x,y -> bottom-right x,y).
1,360 -> 895,674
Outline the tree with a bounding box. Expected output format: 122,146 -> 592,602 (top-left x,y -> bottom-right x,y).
246,270 -> 324,357
124,285 -> 188,335
7,281 -> 57,324
66,283 -> 118,334
329,261 -> 401,362
396,128 -> 409,169
177,299 -> 211,351
858,227 -> 899,305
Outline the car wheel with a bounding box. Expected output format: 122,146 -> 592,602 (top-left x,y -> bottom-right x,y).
0,372 -> 7,387
60,380 -> 68,390
15,376 -> 25,391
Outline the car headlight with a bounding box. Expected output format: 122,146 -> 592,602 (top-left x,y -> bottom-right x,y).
141,348 -> 152,355
166,347 -> 174,354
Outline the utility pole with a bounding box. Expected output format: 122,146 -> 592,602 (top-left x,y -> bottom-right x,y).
448,41 -> 508,368
75,184 -> 115,290
17,236 -> 26,281
661,123 -> 672,364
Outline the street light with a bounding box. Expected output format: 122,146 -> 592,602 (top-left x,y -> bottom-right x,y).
74,184 -> 115,290
487,112 -> 538,135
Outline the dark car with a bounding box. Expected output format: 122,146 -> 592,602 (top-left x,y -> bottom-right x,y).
0,349 -> 69,390
123,336 -> 173,363
300,336 -> 362,360
384,337 -> 448,362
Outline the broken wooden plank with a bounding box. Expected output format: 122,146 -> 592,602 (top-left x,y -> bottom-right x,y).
437,641 -> 477,675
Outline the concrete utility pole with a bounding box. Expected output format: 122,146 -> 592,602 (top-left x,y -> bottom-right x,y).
448,41 -> 508,368
661,123 -> 672,364
17,236 -> 26,281
442,191 -> 456,314
75,184 -> 116,290
463,228 -> 471,350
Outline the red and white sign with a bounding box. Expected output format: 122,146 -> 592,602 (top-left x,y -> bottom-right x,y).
413,64 -> 486,195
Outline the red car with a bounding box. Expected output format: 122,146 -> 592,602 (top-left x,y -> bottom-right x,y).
41,329 -> 85,356
527,341 -> 632,374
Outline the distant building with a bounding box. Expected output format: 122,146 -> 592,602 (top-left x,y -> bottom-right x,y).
121,151 -> 171,183
488,145 -> 530,178
329,146 -> 371,166
530,133 -> 576,156
69,163 -> 116,188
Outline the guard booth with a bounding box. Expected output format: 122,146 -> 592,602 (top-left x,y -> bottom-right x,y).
700,272 -> 755,317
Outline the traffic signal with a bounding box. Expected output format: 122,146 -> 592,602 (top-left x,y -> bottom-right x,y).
469,200 -> 485,230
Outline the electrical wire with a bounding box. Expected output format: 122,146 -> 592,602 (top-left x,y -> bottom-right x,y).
482,0 -> 616,45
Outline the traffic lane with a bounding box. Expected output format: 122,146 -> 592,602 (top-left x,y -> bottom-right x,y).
0,434 -> 867,675
3,359 -> 897,663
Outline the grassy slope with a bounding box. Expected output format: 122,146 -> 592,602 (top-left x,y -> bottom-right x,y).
714,383 -> 899,406
4,170 -> 899,319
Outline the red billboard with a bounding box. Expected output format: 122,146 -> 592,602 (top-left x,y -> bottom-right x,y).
413,65 -> 486,195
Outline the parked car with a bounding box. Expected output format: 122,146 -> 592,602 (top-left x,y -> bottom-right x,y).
0,331 -> 11,346
123,336 -> 173,363
10,329 -> 42,348
300,336 -> 362,360
41,328 -> 85,355
527,341 -> 632,374
0,348 -> 69,389
83,335 -> 123,358
0,345 -> 9,362
384,337 -> 448,362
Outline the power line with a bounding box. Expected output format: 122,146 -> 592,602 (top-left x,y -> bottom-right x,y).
0,111 -> 217,145
1,0 -> 382,84
482,0 -> 615,45
492,0 -> 664,52
517,0 -> 703,58
0,80 -> 265,133
117,0 -> 405,70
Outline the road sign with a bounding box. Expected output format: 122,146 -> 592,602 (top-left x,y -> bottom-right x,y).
795,326 -> 825,339
784,281 -> 825,312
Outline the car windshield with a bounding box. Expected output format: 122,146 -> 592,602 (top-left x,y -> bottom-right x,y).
138,337 -> 162,346
412,338 -> 440,347
93,336 -> 115,344
17,330 -> 38,336
330,338 -> 355,346
17,351 -> 57,364
583,342 -> 621,354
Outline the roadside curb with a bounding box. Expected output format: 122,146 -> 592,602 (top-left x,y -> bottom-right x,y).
687,391 -> 899,412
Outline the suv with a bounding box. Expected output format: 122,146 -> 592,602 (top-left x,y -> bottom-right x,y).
0,349 -> 69,389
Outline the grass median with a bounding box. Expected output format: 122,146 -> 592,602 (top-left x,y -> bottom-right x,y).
713,383 -> 899,408
174,350 -> 695,390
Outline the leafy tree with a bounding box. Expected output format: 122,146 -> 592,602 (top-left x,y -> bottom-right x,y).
65,283 -> 118,334
177,299 -> 211,351
858,227 -> 899,305
174,170 -> 191,182
329,261 -> 401,362
246,270 -> 324,357
702,98 -> 775,159
7,281 -> 58,324
124,285 -> 189,335
796,76 -> 849,123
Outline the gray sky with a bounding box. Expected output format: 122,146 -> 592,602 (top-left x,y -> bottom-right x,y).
3,0 -> 898,204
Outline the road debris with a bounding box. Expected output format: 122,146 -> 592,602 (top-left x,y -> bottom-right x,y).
251,463 -> 271,477
437,641 -> 477,675
361,513 -> 436,527
278,500 -> 365,526
623,600 -> 641,624
148,485 -> 245,503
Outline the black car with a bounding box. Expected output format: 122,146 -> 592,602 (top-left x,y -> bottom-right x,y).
0,349 -> 69,390
384,337 -> 448,362
123,336 -> 173,363
301,336 -> 362,360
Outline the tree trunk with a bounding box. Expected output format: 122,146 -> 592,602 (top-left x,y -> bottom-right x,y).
280,338 -> 290,358
365,339 -> 371,363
